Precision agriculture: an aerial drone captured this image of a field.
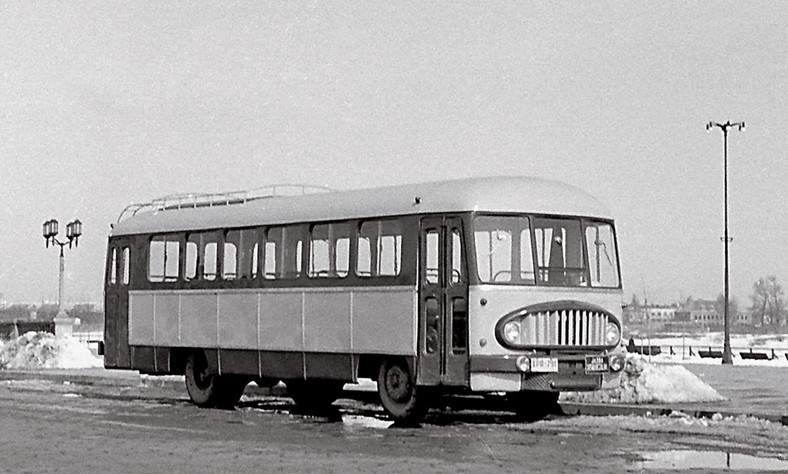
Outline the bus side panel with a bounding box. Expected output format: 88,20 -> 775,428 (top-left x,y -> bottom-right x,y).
154,294 -> 179,345
125,287 -> 417,379
218,293 -> 258,349
304,292 -> 351,352
181,293 -> 219,347
351,289 -> 417,355
128,292 -> 153,345
259,291 -> 304,350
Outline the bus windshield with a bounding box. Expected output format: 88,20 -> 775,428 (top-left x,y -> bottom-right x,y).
472,215 -> 619,288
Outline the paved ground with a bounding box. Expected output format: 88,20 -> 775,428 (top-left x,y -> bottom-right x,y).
681,364 -> 788,419
1,363 -> 786,425
2,368 -> 787,473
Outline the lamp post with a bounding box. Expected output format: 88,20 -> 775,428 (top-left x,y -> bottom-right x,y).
42,218 -> 83,338
706,120 -> 744,365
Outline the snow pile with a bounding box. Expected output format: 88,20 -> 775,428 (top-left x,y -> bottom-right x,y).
561,354 -> 724,404
0,331 -> 103,370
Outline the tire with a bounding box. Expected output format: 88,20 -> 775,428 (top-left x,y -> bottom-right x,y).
184,351 -> 248,409
507,390 -> 560,422
377,357 -> 430,424
286,379 -> 343,409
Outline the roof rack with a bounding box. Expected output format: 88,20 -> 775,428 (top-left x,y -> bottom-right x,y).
116,184 -> 334,223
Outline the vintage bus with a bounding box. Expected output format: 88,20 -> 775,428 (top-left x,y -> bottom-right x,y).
103,176 -> 625,423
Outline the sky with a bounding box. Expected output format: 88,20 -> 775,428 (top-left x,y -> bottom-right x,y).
1,1 -> 787,306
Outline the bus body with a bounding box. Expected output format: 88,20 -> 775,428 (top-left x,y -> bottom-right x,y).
103,176 -> 624,422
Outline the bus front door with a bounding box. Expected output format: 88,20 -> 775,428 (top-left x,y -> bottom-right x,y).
418,217 -> 469,387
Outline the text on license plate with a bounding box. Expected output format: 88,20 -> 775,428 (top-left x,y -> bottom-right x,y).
530,357 -> 559,373
585,355 -> 609,374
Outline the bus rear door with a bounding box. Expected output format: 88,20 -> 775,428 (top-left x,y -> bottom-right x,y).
104,239 -> 131,368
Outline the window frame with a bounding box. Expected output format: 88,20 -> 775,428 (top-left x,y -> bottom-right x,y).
470,213 -> 621,289
147,234 -> 181,283
308,221 -> 353,279
356,218 -> 404,278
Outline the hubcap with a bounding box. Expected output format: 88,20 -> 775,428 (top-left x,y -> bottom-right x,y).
190,356 -> 212,390
385,365 -> 412,403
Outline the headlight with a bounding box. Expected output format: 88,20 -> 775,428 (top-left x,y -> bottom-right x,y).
605,321 -> 621,347
503,321 -> 521,344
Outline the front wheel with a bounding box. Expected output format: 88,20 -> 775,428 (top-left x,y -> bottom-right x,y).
184,351 -> 248,409
377,358 -> 430,424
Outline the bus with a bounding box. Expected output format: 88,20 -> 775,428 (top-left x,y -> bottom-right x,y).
103,176 -> 625,423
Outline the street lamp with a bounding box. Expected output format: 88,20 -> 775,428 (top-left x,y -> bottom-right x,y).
42,218 -> 83,338
706,120 -> 744,365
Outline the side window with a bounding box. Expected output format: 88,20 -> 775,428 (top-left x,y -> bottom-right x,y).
184,232 -> 220,281
109,247 -> 118,285
121,247 -> 130,285
264,235 -> 276,280
309,225 -> 330,278
357,220 -> 403,277
203,235 -> 218,281
148,235 -> 180,282
450,228 -> 463,284
309,222 -> 351,278
265,225 -> 303,279
425,230 -> 439,284
223,230 -> 239,280
186,234 -> 198,280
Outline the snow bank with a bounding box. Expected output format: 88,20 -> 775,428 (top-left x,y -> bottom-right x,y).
0,331 -> 103,370
561,354 -> 724,404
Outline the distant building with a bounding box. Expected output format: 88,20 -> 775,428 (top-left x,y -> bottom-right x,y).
735,311 -> 752,326
623,302 -> 676,324
674,299 -> 722,326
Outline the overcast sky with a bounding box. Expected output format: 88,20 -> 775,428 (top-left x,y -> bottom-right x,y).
1,2 -> 786,306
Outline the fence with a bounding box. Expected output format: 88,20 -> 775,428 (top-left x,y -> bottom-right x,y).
626,343 -> 788,361
0,320 -> 55,339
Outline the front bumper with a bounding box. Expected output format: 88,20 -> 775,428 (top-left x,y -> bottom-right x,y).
469,353 -> 622,392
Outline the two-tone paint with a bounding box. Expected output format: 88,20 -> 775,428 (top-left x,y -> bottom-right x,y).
104,176 -> 624,394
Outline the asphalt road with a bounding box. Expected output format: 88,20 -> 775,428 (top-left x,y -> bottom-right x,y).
0,373 -> 786,473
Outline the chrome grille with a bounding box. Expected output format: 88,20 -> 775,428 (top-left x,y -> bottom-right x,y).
520,309 -> 609,346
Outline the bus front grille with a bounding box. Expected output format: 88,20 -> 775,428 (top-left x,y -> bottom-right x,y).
519,309 -> 609,346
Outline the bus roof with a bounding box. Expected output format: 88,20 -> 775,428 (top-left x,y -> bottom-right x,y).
110,176 -> 613,236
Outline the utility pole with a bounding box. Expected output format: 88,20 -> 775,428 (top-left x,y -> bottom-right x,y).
706,120 -> 744,365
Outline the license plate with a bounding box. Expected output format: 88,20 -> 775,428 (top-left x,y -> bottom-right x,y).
530,357 -> 559,373
585,355 -> 609,374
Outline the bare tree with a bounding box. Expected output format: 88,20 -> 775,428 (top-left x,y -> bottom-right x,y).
750,276 -> 786,329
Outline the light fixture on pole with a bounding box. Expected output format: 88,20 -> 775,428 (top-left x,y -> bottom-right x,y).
706,120 -> 744,365
42,218 -> 83,338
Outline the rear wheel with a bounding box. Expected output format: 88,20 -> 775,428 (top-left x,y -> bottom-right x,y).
507,390 -> 560,421
377,357 -> 430,424
184,351 -> 248,409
